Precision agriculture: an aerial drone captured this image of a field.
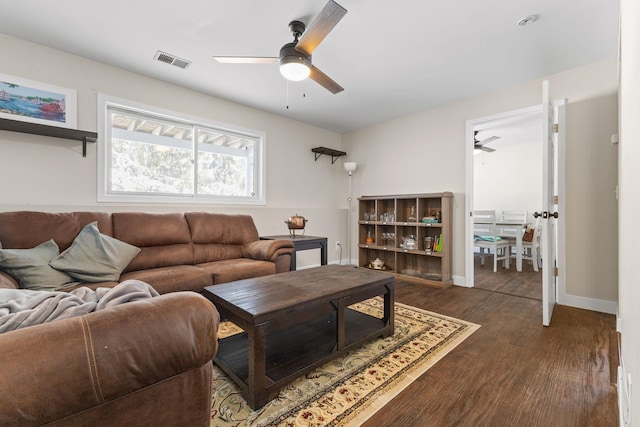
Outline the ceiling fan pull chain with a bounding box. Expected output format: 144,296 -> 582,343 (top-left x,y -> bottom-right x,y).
286,80 -> 290,109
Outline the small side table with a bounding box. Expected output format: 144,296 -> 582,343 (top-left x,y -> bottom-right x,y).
260,235 -> 328,271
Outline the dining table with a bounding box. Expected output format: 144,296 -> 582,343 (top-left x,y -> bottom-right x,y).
495,221 -> 529,272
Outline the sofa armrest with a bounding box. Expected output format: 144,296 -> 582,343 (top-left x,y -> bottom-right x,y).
0,271 -> 18,289
242,239 -> 294,262
0,291 -> 220,426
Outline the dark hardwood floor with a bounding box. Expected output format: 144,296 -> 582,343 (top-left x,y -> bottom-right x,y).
362,278 -> 618,427
473,253 -> 542,300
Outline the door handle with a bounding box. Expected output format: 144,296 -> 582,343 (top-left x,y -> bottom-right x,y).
533,211 -> 559,219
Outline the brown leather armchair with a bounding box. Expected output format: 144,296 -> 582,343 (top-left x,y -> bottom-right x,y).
0,291 -> 220,426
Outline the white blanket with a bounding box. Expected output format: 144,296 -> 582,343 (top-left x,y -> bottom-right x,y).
0,280 -> 159,334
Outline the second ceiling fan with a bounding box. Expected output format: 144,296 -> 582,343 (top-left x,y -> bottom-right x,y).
474,131 -> 501,153
213,0 -> 347,94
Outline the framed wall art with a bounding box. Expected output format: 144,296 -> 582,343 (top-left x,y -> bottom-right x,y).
0,73 -> 77,129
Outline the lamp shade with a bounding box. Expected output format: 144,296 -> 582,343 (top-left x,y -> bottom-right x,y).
344,162 -> 357,173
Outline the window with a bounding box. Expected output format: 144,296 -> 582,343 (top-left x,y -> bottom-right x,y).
97,95 -> 265,204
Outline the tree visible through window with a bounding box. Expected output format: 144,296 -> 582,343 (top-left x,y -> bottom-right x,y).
98,97 -> 264,204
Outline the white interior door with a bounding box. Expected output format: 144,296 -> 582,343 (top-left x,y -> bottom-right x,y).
541,80 -> 558,326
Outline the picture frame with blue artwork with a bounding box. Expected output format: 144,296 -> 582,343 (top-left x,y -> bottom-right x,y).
0,73 -> 77,129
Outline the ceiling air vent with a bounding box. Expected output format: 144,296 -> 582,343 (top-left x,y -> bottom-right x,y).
154,51 -> 191,70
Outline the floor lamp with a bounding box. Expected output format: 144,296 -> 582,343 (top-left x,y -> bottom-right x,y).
344,162 -> 358,265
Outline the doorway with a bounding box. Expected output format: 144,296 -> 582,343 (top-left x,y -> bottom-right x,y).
465,105 -> 543,300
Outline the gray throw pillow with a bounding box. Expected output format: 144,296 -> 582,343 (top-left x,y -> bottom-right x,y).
0,239 -> 75,290
50,222 -> 141,282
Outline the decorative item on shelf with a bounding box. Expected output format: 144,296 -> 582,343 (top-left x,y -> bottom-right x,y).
382,232 -> 395,246
366,228 -> 374,244
400,269 -> 419,276
367,258 -> 390,270
408,205 -> 417,222
380,211 -> 395,223
421,216 -> 438,224
285,214 -> 308,237
400,235 -> 417,250
429,209 -> 442,222
424,236 -> 433,254
0,72 -> 78,129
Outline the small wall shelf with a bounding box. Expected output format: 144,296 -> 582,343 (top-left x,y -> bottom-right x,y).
0,118 -> 98,157
311,146 -> 346,164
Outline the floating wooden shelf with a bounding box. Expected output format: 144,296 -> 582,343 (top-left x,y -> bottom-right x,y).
311,146 -> 346,164
0,118 -> 98,157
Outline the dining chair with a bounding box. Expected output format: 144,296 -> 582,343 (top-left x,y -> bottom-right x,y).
474,222 -> 510,272
473,210 -> 496,224
499,211 -> 529,270
501,210 -> 528,223
520,217 -> 543,271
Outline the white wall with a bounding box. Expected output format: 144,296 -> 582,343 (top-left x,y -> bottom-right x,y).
618,0 -> 640,422
474,140 -> 542,221
564,93 -> 619,302
343,59 -> 619,308
0,34 -> 347,268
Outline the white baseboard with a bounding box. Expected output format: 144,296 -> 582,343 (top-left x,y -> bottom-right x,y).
453,275 -> 469,287
559,293 -> 617,315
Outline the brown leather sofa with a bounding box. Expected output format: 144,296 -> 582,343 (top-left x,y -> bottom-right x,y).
0,211 -> 294,426
0,211 -> 295,292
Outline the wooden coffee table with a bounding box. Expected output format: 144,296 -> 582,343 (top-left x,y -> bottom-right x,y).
202,264 -> 395,409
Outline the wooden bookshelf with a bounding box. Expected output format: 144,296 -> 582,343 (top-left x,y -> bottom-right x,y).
358,192 -> 453,288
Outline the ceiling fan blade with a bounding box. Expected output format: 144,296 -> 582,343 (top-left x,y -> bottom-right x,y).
474,144 -> 496,153
295,0 -> 347,56
476,135 -> 500,145
309,65 -> 343,94
213,56 -> 278,64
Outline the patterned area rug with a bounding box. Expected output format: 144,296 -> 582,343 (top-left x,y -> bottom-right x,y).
210,298 -> 480,427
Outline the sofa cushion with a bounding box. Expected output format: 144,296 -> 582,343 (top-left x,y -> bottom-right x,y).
186,213 -> 259,263
112,213 -> 194,272
196,258 -> 275,285
50,222 -> 141,282
0,239 -> 74,290
0,211 -> 113,252
120,265 -> 214,294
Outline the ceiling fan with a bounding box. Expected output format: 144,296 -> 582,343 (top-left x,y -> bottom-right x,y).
212,0 -> 347,94
474,131 -> 500,152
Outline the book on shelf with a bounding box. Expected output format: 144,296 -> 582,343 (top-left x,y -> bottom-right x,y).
431,234 -> 443,253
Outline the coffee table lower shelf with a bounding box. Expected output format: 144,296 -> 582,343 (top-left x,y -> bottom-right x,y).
214,307 -> 390,405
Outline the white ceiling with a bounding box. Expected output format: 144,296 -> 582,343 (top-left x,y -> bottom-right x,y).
0,0 -> 619,133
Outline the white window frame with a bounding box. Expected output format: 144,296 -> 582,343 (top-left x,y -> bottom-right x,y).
97,94 -> 266,205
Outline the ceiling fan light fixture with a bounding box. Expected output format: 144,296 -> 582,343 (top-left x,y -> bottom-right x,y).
279,42 -> 311,81
280,61 -> 311,81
